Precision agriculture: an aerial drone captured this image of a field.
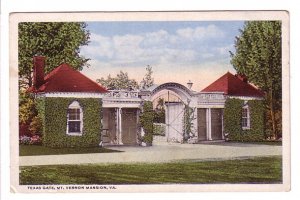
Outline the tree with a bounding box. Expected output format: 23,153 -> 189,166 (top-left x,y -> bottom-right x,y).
154,98 -> 165,123
140,65 -> 154,89
97,71 -> 139,90
19,22 -> 90,89
19,90 -> 38,136
230,21 -> 282,139
18,22 -> 90,137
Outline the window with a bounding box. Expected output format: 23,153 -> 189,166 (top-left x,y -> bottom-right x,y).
67,101 -> 83,135
242,105 -> 250,130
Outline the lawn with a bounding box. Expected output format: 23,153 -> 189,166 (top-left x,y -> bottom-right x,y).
233,141 -> 282,146
20,156 -> 282,184
19,145 -> 121,156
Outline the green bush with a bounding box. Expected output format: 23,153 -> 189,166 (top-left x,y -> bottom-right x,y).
153,123 -> 166,136
36,97 -> 102,148
224,98 -> 265,142
29,116 -> 43,135
140,101 -> 154,144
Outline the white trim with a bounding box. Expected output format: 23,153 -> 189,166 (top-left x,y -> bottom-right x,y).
242,104 -> 251,130
118,108 -> 123,145
37,92 -> 105,98
66,101 -> 83,136
228,95 -> 263,100
207,108 -> 212,140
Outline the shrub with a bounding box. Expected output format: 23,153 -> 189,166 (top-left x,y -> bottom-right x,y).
140,101 -> 154,144
36,97 -> 102,148
224,98 -> 265,142
153,123 -> 166,136
19,136 -> 31,145
29,116 -> 43,135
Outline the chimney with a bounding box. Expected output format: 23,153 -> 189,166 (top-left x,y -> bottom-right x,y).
33,56 -> 45,89
236,74 -> 248,83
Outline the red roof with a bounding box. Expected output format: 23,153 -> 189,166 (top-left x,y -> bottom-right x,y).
29,63 -> 108,93
201,72 -> 264,97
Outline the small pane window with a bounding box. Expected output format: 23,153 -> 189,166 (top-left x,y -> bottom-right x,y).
242,106 -> 250,130
68,108 -> 80,120
67,101 -> 83,135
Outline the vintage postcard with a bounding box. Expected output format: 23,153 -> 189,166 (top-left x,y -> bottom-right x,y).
10,11 -> 290,193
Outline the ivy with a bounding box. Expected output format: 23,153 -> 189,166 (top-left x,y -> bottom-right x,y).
140,101 -> 154,144
224,98 -> 265,142
36,97 -> 102,148
182,102 -> 196,142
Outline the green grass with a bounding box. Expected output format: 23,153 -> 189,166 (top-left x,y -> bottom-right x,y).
228,141 -> 282,146
19,145 -> 121,156
20,156 -> 282,184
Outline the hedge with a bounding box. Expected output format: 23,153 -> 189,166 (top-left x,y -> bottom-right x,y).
140,101 -> 154,144
36,97 -> 102,148
224,98 -> 265,142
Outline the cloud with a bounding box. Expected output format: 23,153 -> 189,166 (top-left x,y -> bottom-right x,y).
81,33 -> 114,59
176,25 -> 225,40
215,44 -> 234,56
80,23 -> 234,89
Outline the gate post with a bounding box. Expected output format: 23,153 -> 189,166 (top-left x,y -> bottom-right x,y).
117,107 -> 123,145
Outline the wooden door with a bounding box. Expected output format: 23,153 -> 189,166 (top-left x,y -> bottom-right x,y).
121,108 -> 138,145
197,108 -> 207,141
211,108 -> 223,140
102,108 -> 117,143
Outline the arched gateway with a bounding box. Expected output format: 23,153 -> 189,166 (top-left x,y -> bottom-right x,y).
149,82 -> 198,143
101,81 -> 231,145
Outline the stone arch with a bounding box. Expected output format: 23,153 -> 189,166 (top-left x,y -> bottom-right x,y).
150,82 -> 196,143
150,82 -> 193,104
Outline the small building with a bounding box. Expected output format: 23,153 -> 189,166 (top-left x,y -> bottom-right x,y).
27,56 -> 265,147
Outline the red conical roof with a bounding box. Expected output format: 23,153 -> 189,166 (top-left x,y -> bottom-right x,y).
28,63 -> 107,93
201,72 -> 264,97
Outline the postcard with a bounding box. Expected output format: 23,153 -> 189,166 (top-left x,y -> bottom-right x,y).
10,11 -> 290,193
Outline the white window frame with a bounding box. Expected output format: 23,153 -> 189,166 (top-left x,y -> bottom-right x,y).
66,101 -> 83,136
242,104 -> 250,130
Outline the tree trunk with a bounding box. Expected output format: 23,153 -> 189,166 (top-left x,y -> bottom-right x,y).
269,90 -> 277,139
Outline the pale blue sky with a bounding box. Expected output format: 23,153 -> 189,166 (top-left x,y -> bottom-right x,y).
80,21 -> 245,91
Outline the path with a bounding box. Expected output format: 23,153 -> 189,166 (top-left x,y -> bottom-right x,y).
19,143 -> 282,166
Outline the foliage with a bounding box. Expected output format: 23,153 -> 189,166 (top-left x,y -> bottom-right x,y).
182,102 -> 196,142
19,91 -> 38,136
20,156 -> 282,184
230,21 -> 282,139
97,71 -> 139,90
140,65 -> 154,89
224,99 -> 265,142
19,136 -> 31,145
36,97 -> 102,148
140,101 -> 154,144
19,135 -> 42,145
224,98 -> 243,140
153,123 -> 166,136
18,22 -> 90,89
29,116 -> 43,135
153,98 -> 165,123
19,91 -> 37,125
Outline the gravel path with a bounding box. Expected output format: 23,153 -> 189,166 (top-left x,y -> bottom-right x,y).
19,143 -> 282,166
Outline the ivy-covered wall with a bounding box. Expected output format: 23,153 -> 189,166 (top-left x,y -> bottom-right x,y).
224,98 -> 265,142
140,101 -> 154,144
36,97 -> 102,148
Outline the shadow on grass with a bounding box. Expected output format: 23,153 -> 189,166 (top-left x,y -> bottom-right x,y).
20,156 -> 282,185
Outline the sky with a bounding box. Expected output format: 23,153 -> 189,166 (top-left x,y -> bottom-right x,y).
80,21 -> 245,91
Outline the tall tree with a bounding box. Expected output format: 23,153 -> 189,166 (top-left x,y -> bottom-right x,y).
97,71 -> 139,90
18,22 -> 90,89
230,21 -> 282,139
140,65 -> 154,89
